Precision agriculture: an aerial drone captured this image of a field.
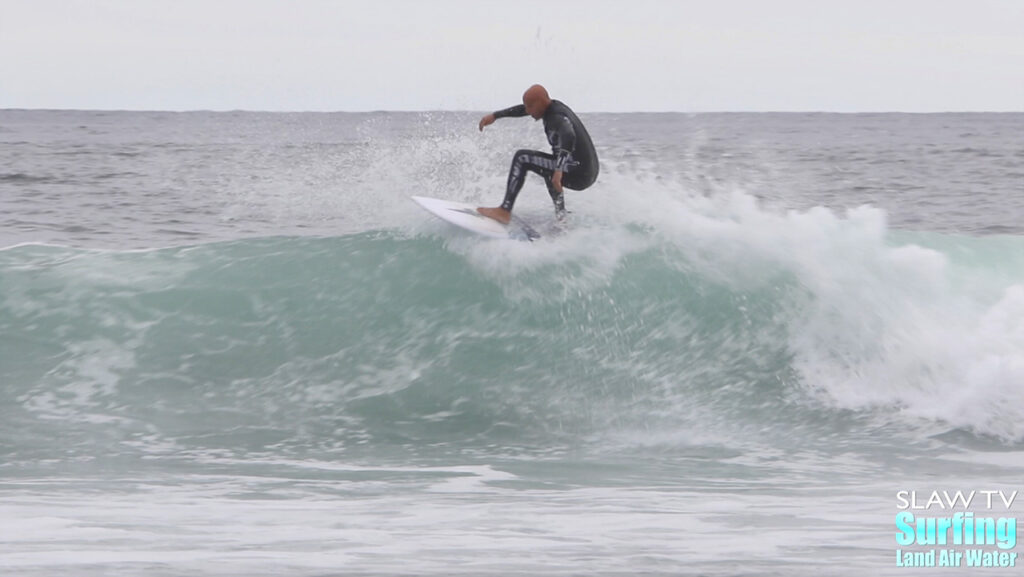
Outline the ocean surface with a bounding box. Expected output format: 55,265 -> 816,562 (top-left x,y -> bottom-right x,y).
1,109 -> 1023,576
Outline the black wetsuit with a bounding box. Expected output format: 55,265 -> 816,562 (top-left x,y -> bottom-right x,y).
492,100 -> 599,216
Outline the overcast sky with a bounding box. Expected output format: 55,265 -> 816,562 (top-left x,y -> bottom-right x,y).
2,0 -> 1023,112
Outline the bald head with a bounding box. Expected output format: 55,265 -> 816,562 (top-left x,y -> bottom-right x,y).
522,84 -> 551,119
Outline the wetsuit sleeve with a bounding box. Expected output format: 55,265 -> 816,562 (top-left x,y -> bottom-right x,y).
551,114 -> 576,171
493,104 -> 527,119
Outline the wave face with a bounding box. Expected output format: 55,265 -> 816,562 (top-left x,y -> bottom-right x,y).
4,204 -> 1023,474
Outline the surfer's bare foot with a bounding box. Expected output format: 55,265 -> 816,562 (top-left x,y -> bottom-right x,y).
477,206 -> 511,224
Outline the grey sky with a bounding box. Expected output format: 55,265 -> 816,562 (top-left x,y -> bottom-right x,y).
2,0 -> 1022,112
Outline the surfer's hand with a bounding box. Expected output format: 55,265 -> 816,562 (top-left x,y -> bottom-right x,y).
552,170 -> 564,193
478,114 -> 496,131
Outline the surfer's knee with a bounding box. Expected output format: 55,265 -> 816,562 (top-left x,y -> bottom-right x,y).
511,149 -> 533,164
509,150 -> 531,178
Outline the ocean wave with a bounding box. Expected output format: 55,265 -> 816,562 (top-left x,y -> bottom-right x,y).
2,198 -> 1023,463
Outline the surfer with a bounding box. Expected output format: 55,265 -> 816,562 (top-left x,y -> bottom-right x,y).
477,84 -> 599,224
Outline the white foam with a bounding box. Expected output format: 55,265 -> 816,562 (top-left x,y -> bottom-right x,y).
591,180 -> 1024,442
0,471 -> 889,575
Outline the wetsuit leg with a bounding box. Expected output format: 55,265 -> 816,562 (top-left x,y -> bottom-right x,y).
500,149 -> 565,217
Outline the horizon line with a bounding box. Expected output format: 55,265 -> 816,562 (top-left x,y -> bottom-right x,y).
3,107 -> 1024,115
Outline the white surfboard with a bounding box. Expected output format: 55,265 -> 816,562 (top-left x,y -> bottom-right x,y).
411,196 -> 540,241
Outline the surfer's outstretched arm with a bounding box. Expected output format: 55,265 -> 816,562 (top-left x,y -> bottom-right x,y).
479,104 -> 529,131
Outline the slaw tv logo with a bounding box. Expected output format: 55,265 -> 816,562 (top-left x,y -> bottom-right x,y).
895,490 -> 1018,568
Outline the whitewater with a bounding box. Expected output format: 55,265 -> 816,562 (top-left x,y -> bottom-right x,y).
1,110 -> 1023,576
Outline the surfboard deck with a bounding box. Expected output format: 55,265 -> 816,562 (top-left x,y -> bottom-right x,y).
411,196 -> 540,241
